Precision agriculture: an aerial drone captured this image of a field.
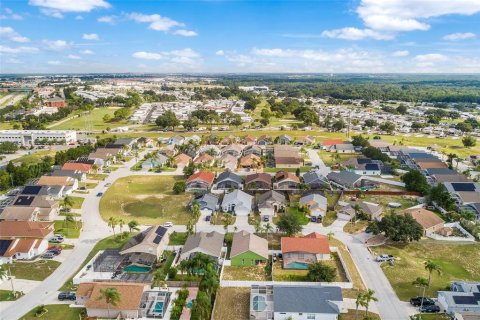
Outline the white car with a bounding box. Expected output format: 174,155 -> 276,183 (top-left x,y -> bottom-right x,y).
163,222 -> 173,227
376,254 -> 394,262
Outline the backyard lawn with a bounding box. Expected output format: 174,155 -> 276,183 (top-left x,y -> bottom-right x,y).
222,266 -> 270,281
318,151 -> 359,167
168,231 -> 188,245
343,194 -> 419,212
50,107 -> 129,131
99,175 -> 192,225
213,288 -> 250,320
21,304 -> 85,320
371,241 -> 480,301
61,196 -> 84,209
87,173 -> 108,181
10,260 -> 61,281
54,220 -> 82,238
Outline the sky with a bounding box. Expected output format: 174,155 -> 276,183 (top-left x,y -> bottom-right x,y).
1,0 -> 480,74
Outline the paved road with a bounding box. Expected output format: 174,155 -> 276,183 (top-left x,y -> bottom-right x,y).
307,148 -> 330,176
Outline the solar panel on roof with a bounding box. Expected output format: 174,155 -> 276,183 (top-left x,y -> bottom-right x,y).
155,226 -> 167,236
357,158 -> 373,164
13,196 -> 35,206
452,183 -> 476,192
452,295 -> 479,305
153,235 -> 162,244
0,240 -> 12,256
21,186 -> 41,195
365,163 -> 379,170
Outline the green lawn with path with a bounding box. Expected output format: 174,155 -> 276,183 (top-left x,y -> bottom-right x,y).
10,260 -> 61,281
54,220 -> 82,238
371,241 -> 480,301
21,304 -> 85,320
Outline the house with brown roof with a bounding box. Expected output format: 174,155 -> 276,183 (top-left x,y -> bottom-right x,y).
36,175 -> 78,196
403,208 -> 445,236
230,231 -> 268,266
174,153 -> 192,168
11,195 -> 59,218
273,171 -> 300,190
120,226 -> 169,264
245,173 -> 272,190
193,153 -> 214,167
0,221 -> 54,264
242,145 -> 263,157
185,171 -> 215,192
88,148 -> 119,167
0,206 -> 42,221
416,160 -> 448,170
179,231 -> 225,264
281,232 -> 330,269
61,162 -> 92,173
257,135 -> 273,145
76,282 -> 145,319
274,145 -> 303,168
239,154 -> 263,169
221,144 -> 244,158
243,135 -> 257,145
219,154 -> 238,171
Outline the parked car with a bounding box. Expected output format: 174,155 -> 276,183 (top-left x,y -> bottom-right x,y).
42,252 -> 55,259
96,192 -> 104,197
163,222 -> 173,227
419,305 -> 440,313
376,254 -> 394,262
48,248 -> 62,255
79,186 -> 86,190
410,297 -> 435,307
47,246 -> 63,252
60,208 -> 71,212
58,292 -> 76,301
263,216 -> 270,222
205,215 -> 211,222
49,235 -> 64,243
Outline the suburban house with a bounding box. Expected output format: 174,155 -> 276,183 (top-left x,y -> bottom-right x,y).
221,144 -> 244,158
281,232 -> 330,269
358,201 -> 383,221
87,148 -> 118,167
243,135 -> 258,145
174,153 -> 192,168
185,171 -> 215,192
299,194 -> 327,217
257,190 -> 287,219
219,154 -> 238,171
250,285 -> 344,320
337,204 -> 356,221
239,154 -> 263,169
120,226 -> 169,263
243,145 -> 263,157
76,282 -> 145,319
274,145 -> 303,168
230,231 -> 268,266
193,193 -> 219,214
257,135 -> 273,145
273,171 -> 300,190
10,193 -> 59,218
51,169 -> 86,182
198,145 -> 221,157
158,145 -> 177,157
321,139 -> 344,150
36,176 -> 78,196
245,173 -> 272,190
277,134 -> 293,145
0,206 -> 42,221
0,221 -> 54,264
327,171 -> 363,190
214,170 -> 243,190
179,231 -> 225,264
193,153 -> 215,167
221,189 -> 253,216
295,136 -> 315,146
328,143 -> 355,153
167,135 -> 185,146
403,208 -> 445,236
341,158 -> 382,176
437,281 -> 480,314
303,170 -> 330,189
61,162 -> 92,173
142,154 -> 168,170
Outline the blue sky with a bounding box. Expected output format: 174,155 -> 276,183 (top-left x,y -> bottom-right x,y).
1,0 -> 480,73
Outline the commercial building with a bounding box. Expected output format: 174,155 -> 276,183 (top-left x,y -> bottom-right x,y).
0,130 -> 77,146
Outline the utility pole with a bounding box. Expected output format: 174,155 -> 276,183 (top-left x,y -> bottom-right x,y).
347,109 -> 352,139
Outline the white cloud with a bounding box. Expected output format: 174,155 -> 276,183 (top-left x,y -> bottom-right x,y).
443,32 -> 476,41
29,0 -> 110,12
0,27 -> 30,43
75,15 -> 84,20
6,58 -> 22,64
47,60 -> 61,65
0,45 -> 39,54
357,0 -> 480,32
126,12 -> 183,31
173,29 -> 198,37
321,27 -> 393,40
392,50 -> 409,57
42,39 -> 70,50
215,50 -> 225,56
82,33 -> 99,40
81,49 -> 94,54
132,51 -> 163,60
414,53 -> 448,67
0,8 -> 23,20
40,8 -> 63,18
97,15 -> 116,24
170,48 -> 199,58
67,54 -> 81,60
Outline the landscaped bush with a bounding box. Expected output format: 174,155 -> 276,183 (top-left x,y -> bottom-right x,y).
170,288 -> 189,320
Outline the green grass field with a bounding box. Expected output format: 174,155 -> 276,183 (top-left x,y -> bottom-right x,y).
61,196 -> 84,209
13,150 -> 57,165
371,242 -> 480,301
0,290 -> 23,301
50,107 -> 129,131
10,260 -> 61,281
21,304 -> 85,320
54,220 -> 82,238
99,175 -> 192,225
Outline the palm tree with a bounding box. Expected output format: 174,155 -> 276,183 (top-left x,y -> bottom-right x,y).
118,218 -> 125,235
263,223 -> 274,250
63,195 -> 74,210
352,204 -> 361,225
0,266 -> 7,280
127,220 -> 139,233
362,289 -> 378,316
424,260 -> 441,287
327,231 -> 335,240
96,287 -> 121,318
412,277 -> 429,309
355,292 -> 365,320
108,217 -> 118,237
186,220 -> 194,235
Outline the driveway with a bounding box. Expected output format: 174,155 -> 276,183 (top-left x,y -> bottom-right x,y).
307,148 -> 330,176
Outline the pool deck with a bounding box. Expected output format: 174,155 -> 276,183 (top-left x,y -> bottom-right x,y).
180,287 -> 198,320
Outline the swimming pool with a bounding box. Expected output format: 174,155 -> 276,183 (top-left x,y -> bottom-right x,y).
286,261 -> 309,270
252,296 -> 267,311
123,265 -> 151,273
186,300 -> 193,309
153,302 -> 164,313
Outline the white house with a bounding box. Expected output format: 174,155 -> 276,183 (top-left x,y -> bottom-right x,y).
221,189 -> 253,216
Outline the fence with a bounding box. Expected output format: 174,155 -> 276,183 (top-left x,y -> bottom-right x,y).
340,190 -> 421,196
426,222 -> 476,242
220,280 -> 353,289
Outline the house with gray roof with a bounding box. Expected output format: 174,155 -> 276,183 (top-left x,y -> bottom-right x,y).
221,189 -> 253,216
257,190 -> 286,218
141,154 -> 168,170
230,231 -> 268,266
179,231 -> 225,264
242,145 -> 263,157
51,169 -> 86,182
329,143 -> 355,153
299,194 -> 328,217
250,285 -> 344,320
277,134 -> 293,145
213,170 -> 243,190
437,281 -> 480,315
327,171 -> 363,190
192,193 -> 219,214
303,170 -> 329,189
